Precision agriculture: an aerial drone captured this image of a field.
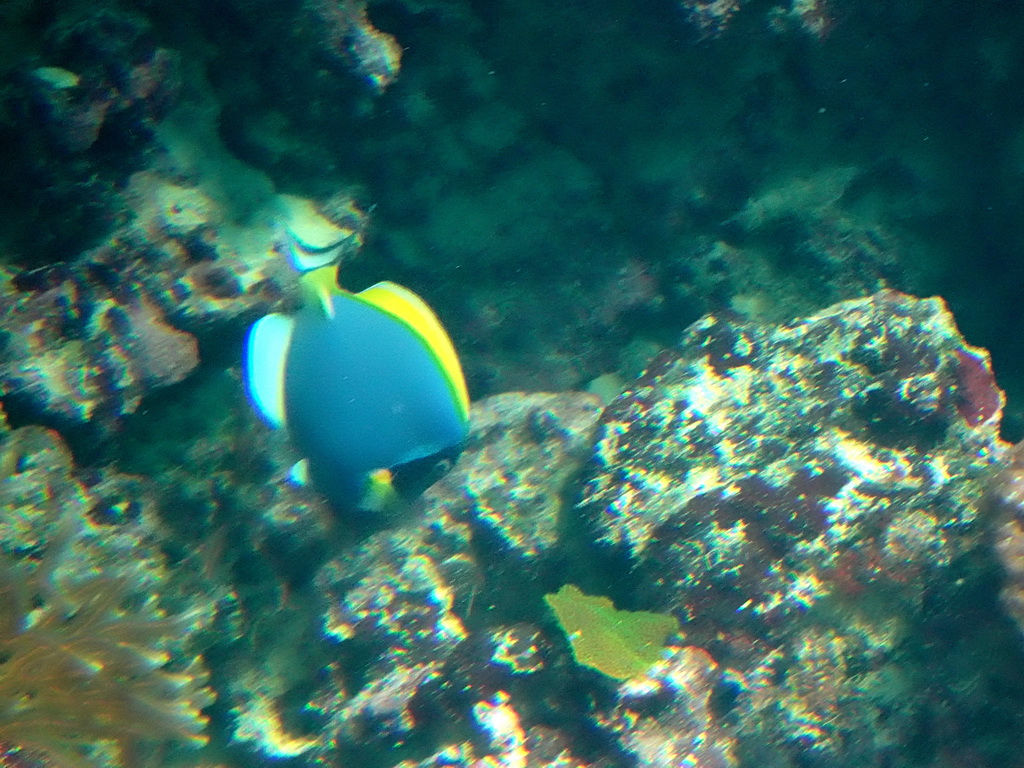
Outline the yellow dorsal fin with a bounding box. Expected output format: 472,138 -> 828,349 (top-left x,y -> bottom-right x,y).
299,265 -> 343,319
357,281 -> 470,421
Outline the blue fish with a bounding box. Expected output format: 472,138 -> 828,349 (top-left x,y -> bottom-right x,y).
244,266 -> 470,512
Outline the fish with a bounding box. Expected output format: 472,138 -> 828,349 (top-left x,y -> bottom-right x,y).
276,194 -> 361,273
244,265 -> 470,512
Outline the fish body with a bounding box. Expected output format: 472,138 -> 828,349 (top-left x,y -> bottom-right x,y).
245,267 -> 469,511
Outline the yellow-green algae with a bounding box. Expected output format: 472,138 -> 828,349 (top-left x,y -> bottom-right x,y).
544,584 -> 679,681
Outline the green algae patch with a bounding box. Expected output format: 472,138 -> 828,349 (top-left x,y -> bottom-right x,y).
544,584 -> 679,681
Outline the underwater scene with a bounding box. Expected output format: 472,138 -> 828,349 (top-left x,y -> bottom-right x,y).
3,0 -> 1024,766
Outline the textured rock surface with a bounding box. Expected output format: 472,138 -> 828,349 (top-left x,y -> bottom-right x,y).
581,290 -> 1002,563
0,172 -> 364,429
608,646 -> 736,768
5,289 -> 1024,767
422,392 -> 604,566
990,442 -> 1024,634
4,1 -> 1024,765
222,391 -> 602,761
577,291 -> 1010,765
0,413 -> 215,767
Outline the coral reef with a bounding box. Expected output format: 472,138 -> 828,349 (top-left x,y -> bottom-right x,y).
212,391 -> 600,761
989,441 -> 1024,634
3,1 -> 1024,767
197,293 -> 1019,767
305,0 -> 403,92
0,173 -> 365,431
6,286 -> 1023,767
577,290 -> 1009,765
608,646 -> 736,768
421,392 -> 604,567
0,421 -> 214,767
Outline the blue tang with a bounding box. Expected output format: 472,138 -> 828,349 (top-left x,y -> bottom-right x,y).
244,266 -> 470,511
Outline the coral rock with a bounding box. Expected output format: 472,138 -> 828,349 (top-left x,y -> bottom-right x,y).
990,442 -> 1024,633
0,171 -> 366,430
609,646 -> 736,768
578,290 -> 1007,762
0,420 -> 214,767
316,548 -> 469,748
423,392 -> 604,567
306,0 -> 403,92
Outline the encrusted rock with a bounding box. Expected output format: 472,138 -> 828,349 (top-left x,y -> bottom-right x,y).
989,441 -> 1024,634
315,537 -> 472,749
423,391 -> 604,566
396,723 -> 592,768
0,415 -> 216,766
0,172 -> 365,429
301,392 -> 601,757
581,289 -> 1002,576
607,646 -> 736,768
577,290 -> 1007,762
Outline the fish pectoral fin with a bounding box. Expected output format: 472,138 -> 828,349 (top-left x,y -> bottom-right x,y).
244,313 -> 295,429
288,459 -> 310,486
